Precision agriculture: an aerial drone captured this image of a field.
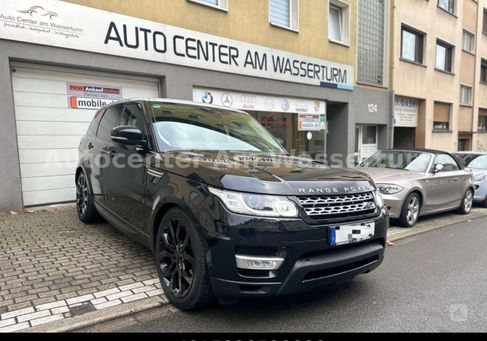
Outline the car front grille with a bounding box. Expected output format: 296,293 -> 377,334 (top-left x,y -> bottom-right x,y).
297,192 -> 378,220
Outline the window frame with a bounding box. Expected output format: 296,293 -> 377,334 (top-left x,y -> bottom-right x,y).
479,109 -> 487,133
328,0 -> 350,46
462,29 -> 475,54
269,0 -> 300,33
433,101 -> 452,132
400,25 -> 426,65
437,0 -> 456,16
188,0 -> 229,12
435,39 -> 454,74
481,59 -> 487,84
460,85 -> 473,106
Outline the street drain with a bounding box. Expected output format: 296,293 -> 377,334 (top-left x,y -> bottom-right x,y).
69,302 -> 96,316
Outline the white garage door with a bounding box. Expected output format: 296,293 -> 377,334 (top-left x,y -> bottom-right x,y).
12,63 -> 160,207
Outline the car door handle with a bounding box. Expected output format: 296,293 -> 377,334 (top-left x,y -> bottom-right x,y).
452,178 -> 459,182
88,142 -> 94,150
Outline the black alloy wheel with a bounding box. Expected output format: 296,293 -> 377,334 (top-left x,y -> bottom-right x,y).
158,216 -> 195,299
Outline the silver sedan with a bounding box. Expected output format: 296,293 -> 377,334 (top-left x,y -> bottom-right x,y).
359,149 -> 474,228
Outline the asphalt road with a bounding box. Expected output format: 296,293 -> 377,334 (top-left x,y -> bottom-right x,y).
81,216 -> 487,332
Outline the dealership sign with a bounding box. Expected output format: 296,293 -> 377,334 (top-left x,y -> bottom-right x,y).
0,0 -> 354,90
394,97 -> 419,128
193,88 -> 327,116
67,83 -> 122,110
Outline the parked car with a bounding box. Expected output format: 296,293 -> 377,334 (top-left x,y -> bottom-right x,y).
76,99 -> 388,310
454,152 -> 487,207
359,149 -> 474,228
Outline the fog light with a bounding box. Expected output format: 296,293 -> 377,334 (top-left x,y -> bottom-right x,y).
235,255 -> 284,270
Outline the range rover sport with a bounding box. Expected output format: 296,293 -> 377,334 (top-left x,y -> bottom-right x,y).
76,99 -> 388,310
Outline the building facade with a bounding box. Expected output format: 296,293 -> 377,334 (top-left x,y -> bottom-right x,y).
392,0 -> 487,152
0,0 -> 392,212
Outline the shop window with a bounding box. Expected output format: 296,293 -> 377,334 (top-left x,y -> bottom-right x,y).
483,9 -> 487,35
433,102 -> 451,131
401,26 -> 425,64
436,40 -> 454,73
479,109 -> 487,132
329,0 -> 350,45
269,0 -> 299,31
437,0 -> 456,15
462,30 -> 475,54
481,59 -> 487,84
460,86 -> 473,106
188,0 -> 229,11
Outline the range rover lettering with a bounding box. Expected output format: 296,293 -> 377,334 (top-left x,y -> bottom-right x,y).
76,99 -> 388,310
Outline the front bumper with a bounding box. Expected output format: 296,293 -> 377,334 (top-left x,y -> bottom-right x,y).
207,208 -> 388,299
381,192 -> 408,219
473,181 -> 487,202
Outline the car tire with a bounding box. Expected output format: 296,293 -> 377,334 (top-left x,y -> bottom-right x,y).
482,195 -> 487,209
76,171 -> 102,224
155,208 -> 214,311
398,192 -> 421,228
458,189 -> 474,215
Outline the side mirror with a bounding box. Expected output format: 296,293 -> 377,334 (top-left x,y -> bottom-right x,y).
432,163 -> 444,174
111,126 -> 147,146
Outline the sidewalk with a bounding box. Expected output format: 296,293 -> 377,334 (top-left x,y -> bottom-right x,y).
0,205 -> 486,332
0,207 -> 166,332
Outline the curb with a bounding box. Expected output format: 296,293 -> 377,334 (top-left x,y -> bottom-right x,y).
25,296 -> 167,333
18,209 -> 487,333
387,208 -> 487,243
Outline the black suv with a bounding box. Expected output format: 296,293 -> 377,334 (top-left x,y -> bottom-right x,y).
76,99 -> 388,310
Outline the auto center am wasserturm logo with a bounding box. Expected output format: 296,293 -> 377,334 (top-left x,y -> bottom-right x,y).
18,6 -> 58,20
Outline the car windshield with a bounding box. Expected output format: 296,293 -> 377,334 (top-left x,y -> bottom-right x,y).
361,151 -> 432,172
455,154 -> 487,170
148,102 -> 287,154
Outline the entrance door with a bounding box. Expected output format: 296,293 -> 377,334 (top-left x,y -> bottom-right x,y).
394,127 -> 416,149
357,125 -> 378,162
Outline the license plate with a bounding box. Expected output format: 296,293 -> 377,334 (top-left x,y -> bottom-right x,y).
329,222 -> 375,246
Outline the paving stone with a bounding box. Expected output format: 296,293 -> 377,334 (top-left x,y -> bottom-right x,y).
17,310 -> 51,323
0,307 -> 35,320
35,300 -> 66,311
106,291 -> 132,301
30,314 -> 64,327
0,322 -> 30,333
93,288 -> 121,299
121,293 -> 148,304
94,299 -> 122,310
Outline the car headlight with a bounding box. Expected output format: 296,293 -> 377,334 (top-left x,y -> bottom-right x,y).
474,175 -> 486,182
374,190 -> 385,208
209,187 -> 299,218
377,184 -> 404,195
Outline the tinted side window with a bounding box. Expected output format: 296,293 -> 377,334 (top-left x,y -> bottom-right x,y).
87,109 -> 105,137
119,103 -> 147,135
434,154 -> 460,172
97,105 -> 122,141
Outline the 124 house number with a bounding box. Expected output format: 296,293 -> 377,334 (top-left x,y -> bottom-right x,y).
368,104 -> 378,113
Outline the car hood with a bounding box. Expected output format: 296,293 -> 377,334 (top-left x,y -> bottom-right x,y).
358,167 -> 424,184
152,151 -> 376,195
